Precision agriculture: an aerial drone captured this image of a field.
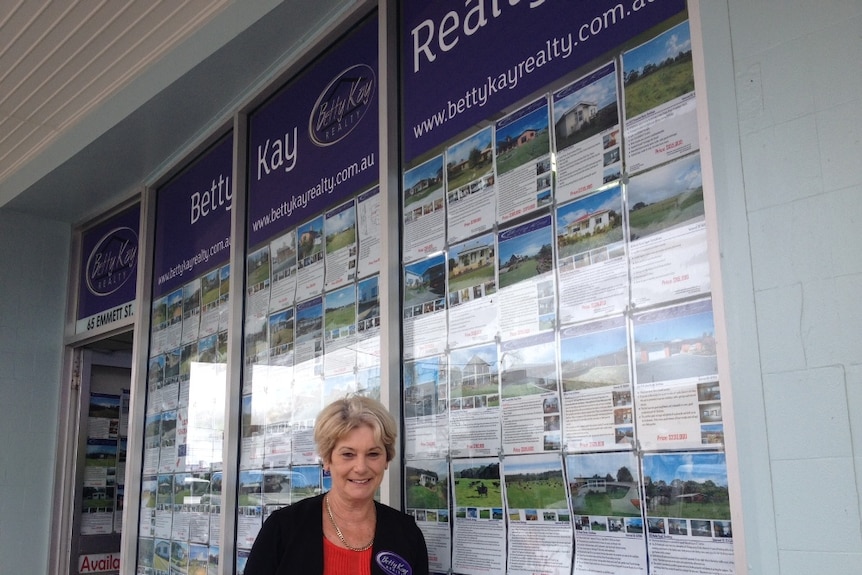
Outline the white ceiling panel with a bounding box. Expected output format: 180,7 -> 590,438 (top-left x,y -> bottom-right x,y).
0,0 -> 358,222
0,0 -> 230,185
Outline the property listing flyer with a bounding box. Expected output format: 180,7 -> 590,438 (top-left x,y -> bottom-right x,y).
164,289 -> 183,352
555,185 -> 627,324
295,215 -> 326,301
566,451 -> 647,575
323,199 -> 358,290
180,278 -> 202,346
632,299 -> 721,451
403,154 -> 446,263
451,458 -> 507,575
445,126 -> 497,245
552,62 -> 621,202
559,316 -> 634,452
355,275 -> 382,371
322,285 -> 357,375
622,19 -> 699,175
150,297 -> 168,357
267,308 -> 294,369
447,233 -> 498,348
240,392 -> 266,471
158,410 -> 178,474
403,253 -> 447,359
154,475 -> 173,540
642,452 -> 734,575
496,97 -> 552,224
81,438 -> 118,535
88,392 -> 121,440
200,265 -> 228,338
404,459 -> 452,574
356,187 -> 381,278
448,342 -> 502,458
500,331 -> 561,455
497,215 -> 557,341
403,355 -> 449,459
627,153 -> 710,308
268,229 -> 298,313
293,296 -> 324,380
502,453 -> 573,575
139,480 -> 155,539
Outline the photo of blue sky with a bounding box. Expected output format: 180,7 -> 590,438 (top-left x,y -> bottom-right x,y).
623,20 -> 692,77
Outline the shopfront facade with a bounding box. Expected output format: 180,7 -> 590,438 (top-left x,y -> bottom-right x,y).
1,2 -> 860,574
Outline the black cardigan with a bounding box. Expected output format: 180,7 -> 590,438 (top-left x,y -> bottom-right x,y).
243,493 -> 429,575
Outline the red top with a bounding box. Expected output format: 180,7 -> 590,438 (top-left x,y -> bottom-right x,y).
323,536 -> 372,575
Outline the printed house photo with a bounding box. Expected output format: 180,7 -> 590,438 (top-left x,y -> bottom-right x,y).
628,152 -> 704,241
567,451 -> 641,517
324,285 -> 356,340
449,342 -> 499,401
559,318 -> 629,391
643,452 -> 731,522
297,216 -> 324,266
270,231 -> 297,280
403,155 -> 444,209
405,460 -> 449,512
447,233 -> 496,303
446,126 -> 494,191
622,19 -> 694,120
553,65 -> 619,152
500,337 -> 558,398
497,218 -> 554,289
246,246 -> 271,294
325,201 -> 357,254
403,253 -> 446,311
556,185 -> 624,263
403,356 -> 445,418
495,102 -> 550,175
633,299 -> 717,385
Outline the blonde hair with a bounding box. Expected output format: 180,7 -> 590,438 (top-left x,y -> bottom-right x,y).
314,395 -> 397,464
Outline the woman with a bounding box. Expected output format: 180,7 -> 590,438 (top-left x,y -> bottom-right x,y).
244,395 -> 429,575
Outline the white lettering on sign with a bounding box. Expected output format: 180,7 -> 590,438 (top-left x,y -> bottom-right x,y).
410,0 -> 550,73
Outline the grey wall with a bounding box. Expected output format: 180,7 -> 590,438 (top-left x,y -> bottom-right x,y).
0,209 -> 70,573
702,1 -> 862,573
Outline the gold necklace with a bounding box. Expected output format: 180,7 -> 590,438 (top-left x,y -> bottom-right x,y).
325,495 -> 374,552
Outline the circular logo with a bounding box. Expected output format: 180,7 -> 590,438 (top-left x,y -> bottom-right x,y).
375,551 -> 412,575
86,226 -> 138,296
308,63 -> 375,147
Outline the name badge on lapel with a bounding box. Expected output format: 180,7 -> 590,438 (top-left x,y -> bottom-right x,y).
376,551 -> 412,575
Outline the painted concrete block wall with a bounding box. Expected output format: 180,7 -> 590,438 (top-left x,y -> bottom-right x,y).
715,1 -> 862,573
0,209 -> 70,574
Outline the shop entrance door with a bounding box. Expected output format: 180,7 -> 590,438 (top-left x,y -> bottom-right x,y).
70,346 -> 132,575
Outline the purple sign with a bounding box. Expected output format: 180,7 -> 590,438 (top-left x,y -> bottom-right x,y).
152,133 -> 233,298
77,203 -> 140,331
400,0 -> 686,161
247,15 -> 379,248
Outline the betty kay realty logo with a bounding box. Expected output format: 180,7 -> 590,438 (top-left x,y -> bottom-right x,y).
86,226 -> 138,296
308,63 -> 375,147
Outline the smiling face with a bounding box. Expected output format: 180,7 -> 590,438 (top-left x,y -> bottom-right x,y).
325,424 -> 388,504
